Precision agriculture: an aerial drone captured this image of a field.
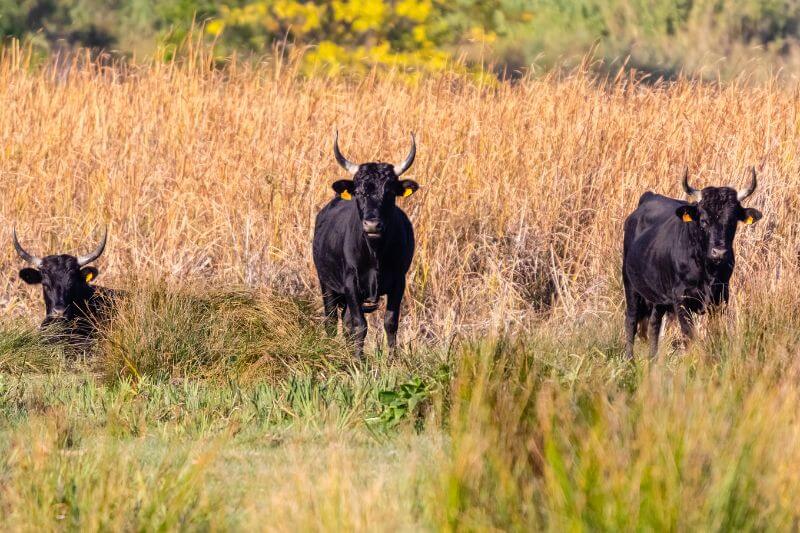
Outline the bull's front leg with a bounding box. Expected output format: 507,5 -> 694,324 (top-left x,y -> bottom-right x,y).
383,278 -> 406,354
344,270 -> 368,359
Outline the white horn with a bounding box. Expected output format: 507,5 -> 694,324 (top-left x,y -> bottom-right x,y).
333,131 -> 359,175
12,227 -> 43,267
77,228 -> 107,266
682,168 -> 702,202
737,167 -> 757,202
393,133 -> 416,176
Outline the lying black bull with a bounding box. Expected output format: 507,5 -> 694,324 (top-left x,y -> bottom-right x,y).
622,169 -> 763,358
14,227 -> 115,338
312,132 -> 419,358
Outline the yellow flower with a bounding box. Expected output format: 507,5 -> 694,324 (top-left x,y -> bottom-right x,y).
332,0 -> 387,32
396,0 -> 432,22
274,0 -> 323,34
468,26 -> 497,44
205,19 -> 225,37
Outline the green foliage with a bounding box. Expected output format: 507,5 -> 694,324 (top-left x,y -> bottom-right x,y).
368,376 -> 433,431
489,0 -> 800,77
3,0 -> 800,77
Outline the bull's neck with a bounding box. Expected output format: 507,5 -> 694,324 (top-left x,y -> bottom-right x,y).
360,233 -> 389,262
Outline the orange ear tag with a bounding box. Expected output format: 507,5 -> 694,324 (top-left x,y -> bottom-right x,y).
402,187 -> 414,198
340,190 -> 352,200
682,212 -> 693,222
744,215 -> 754,225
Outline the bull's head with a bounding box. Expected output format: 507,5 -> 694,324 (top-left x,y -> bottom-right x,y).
14,228 -> 106,324
676,168 -> 763,264
331,132 -> 419,240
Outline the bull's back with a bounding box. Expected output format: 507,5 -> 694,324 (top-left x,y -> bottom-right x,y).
312,198 -> 354,292
626,192 -> 684,239
623,192 -> 691,303
625,193 -> 686,248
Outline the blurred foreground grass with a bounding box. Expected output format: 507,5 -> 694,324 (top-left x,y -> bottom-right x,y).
0,283 -> 799,530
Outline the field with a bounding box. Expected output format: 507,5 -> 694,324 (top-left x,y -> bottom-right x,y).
1,44 -> 800,530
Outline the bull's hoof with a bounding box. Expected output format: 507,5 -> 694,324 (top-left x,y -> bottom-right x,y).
361,299 -> 380,313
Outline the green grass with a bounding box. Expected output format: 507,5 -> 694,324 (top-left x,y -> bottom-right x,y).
1,283 -> 800,530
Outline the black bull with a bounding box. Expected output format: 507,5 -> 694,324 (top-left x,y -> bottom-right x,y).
312,132 -> 419,358
14,227 -> 116,339
622,169 -> 763,358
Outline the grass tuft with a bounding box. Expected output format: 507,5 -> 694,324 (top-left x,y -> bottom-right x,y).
0,322 -> 63,374
98,281 -> 351,383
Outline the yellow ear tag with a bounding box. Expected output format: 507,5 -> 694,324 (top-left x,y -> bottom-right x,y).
682,212 -> 693,222
402,187 -> 414,198
85,272 -> 94,282
340,190 -> 352,200
745,215 -> 754,225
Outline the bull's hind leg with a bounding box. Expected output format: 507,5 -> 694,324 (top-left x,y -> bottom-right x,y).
624,309 -> 638,359
675,305 -> 695,349
624,289 -> 649,359
383,279 -> 406,353
321,286 -> 344,337
647,306 -> 667,358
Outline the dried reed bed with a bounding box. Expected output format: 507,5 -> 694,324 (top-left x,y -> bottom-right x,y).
0,46 -> 795,347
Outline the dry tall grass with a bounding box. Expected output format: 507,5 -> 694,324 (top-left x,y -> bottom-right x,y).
2,44 -> 800,529
0,44 -> 793,349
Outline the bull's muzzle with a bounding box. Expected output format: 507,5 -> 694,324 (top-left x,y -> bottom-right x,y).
708,247 -> 730,263
362,219 -> 384,239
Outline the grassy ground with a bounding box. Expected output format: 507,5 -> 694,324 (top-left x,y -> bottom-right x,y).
1,47 -> 800,529
0,283 -> 799,529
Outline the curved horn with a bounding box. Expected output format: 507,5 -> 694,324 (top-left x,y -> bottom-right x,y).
393,132 -> 416,176
12,227 -> 42,267
737,167 -> 757,202
333,131 -> 359,175
682,168 -> 702,202
77,228 -> 107,266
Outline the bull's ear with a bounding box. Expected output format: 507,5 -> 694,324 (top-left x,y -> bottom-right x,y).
19,268 -> 42,285
676,205 -> 698,223
80,267 -> 99,283
332,180 -> 354,200
395,179 -> 419,198
740,207 -> 763,225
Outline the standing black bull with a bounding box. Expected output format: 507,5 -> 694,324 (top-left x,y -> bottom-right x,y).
622,169 -> 763,358
313,132 -> 419,358
14,227 -> 114,338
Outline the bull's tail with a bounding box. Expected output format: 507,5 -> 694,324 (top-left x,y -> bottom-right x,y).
637,317 -> 648,341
